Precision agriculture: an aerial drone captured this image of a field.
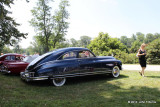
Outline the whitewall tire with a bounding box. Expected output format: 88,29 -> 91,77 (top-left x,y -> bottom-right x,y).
111,66 -> 120,78
52,77 -> 66,87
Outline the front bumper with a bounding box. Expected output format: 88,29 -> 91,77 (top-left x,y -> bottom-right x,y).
1,70 -> 11,74
20,71 -> 49,81
0,65 -> 11,74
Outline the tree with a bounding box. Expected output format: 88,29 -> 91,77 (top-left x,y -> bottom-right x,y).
120,36 -> 128,46
88,32 -> 128,56
0,0 -> 27,48
30,0 -> 53,53
144,33 -> 160,44
144,33 -> 154,44
79,36 -> 91,48
25,46 -> 36,55
30,0 -> 69,53
50,0 -> 70,49
130,40 -> 141,53
154,33 -> 160,39
70,38 -> 79,47
136,32 -> 145,42
146,39 -> 160,64
1,46 -> 13,54
131,34 -> 137,42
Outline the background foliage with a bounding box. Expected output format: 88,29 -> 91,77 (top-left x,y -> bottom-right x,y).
146,39 -> 160,64
1,1 -> 160,64
0,0 -> 27,52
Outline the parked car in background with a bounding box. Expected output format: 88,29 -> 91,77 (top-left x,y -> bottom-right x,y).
21,47 -> 122,86
0,54 -> 39,74
23,54 -> 39,63
0,53 -> 24,68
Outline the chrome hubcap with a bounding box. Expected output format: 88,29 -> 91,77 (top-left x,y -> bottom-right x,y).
53,78 -> 66,87
112,66 -> 120,77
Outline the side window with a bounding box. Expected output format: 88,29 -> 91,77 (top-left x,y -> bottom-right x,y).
10,56 -> 15,60
5,56 -> 10,60
61,52 -> 76,60
15,56 -> 21,60
78,51 -> 94,58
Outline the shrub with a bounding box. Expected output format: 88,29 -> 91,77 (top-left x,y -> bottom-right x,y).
146,39 -> 160,64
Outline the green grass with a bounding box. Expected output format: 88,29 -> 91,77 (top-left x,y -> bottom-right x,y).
0,71 -> 160,107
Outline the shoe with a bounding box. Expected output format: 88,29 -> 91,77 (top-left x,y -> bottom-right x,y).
142,75 -> 145,77
139,72 -> 142,76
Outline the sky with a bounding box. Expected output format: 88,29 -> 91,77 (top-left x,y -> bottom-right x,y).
10,0 -> 160,48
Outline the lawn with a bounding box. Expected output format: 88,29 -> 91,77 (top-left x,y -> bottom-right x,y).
0,70 -> 160,107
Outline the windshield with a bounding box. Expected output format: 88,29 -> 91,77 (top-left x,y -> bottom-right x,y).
28,52 -> 52,66
23,56 -> 29,62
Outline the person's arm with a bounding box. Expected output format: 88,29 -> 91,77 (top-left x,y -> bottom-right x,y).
144,50 -> 147,55
137,50 -> 144,56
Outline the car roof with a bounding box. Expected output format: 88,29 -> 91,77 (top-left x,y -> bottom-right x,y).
41,47 -> 91,58
51,47 -> 90,55
54,47 -> 89,52
2,53 -> 22,56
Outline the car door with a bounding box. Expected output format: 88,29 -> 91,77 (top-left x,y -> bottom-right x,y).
3,55 -> 16,64
55,51 -> 80,76
77,51 -> 97,74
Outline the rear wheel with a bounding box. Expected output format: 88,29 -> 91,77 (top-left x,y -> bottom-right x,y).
52,77 -> 66,86
110,66 -> 120,78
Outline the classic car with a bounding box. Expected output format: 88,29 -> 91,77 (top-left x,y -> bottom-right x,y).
0,53 -> 24,71
20,47 -> 122,86
0,54 -> 39,74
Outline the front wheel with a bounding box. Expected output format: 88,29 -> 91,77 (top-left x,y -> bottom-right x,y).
0,64 -> 3,72
110,66 -> 120,78
52,77 -> 66,87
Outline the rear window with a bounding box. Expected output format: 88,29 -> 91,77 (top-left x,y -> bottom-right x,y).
78,51 -> 94,58
60,52 -> 77,60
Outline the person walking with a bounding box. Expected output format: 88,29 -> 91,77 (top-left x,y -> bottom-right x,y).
137,43 -> 147,77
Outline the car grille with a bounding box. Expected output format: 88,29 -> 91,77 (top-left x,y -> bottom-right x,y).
29,72 -> 35,77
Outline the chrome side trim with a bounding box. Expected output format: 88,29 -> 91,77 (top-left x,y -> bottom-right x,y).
51,70 -> 112,79
21,70 -> 114,81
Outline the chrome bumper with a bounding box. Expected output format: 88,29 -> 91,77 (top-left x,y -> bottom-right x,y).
1,70 -> 11,74
20,71 -> 49,82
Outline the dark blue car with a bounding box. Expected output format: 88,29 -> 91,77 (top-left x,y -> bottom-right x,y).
20,47 -> 122,86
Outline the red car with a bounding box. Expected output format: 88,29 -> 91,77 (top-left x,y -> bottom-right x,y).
0,53 -> 28,74
0,54 -> 39,74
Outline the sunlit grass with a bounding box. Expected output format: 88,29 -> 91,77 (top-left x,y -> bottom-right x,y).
0,70 -> 160,107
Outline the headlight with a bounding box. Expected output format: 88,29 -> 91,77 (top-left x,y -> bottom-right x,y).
25,73 -> 29,77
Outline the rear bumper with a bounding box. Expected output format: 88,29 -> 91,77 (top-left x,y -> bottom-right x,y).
20,71 -> 49,81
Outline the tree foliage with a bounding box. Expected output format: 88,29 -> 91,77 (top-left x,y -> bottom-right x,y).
30,0 -> 69,53
70,38 -> 79,47
136,32 -> 145,42
88,32 -> 128,56
146,39 -> 160,64
0,0 -> 27,48
51,0 -> 70,49
119,32 -> 160,53
69,36 -> 91,47
1,46 -> 13,54
30,0 -> 53,53
79,36 -> 91,48
130,40 -> 142,53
